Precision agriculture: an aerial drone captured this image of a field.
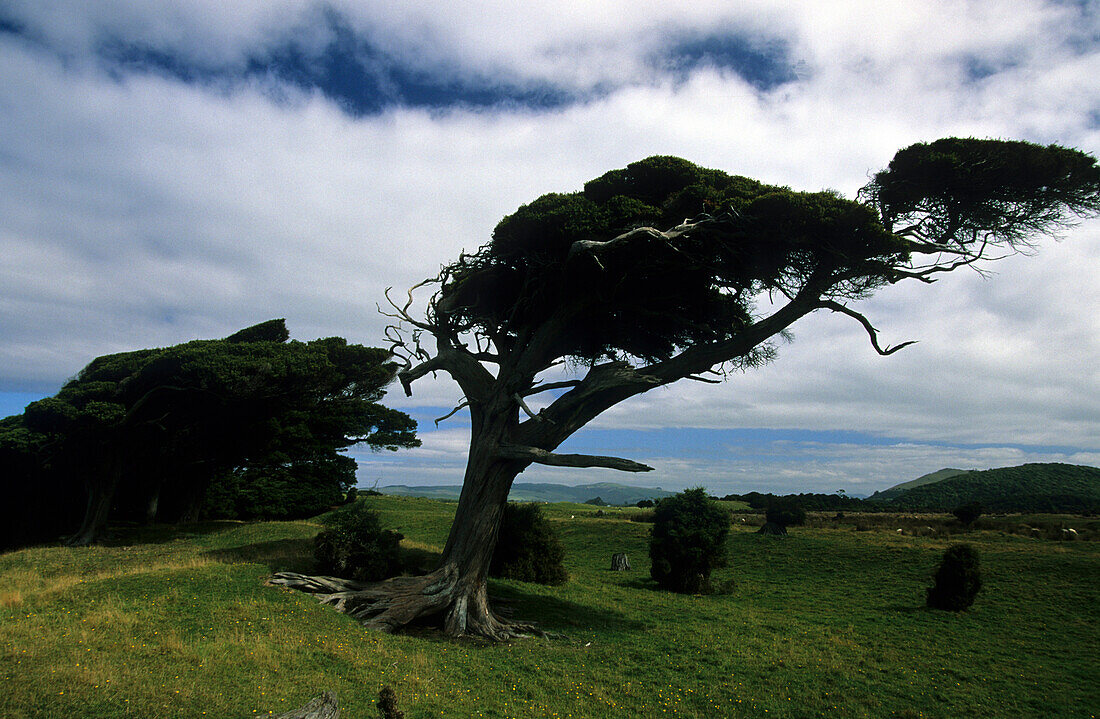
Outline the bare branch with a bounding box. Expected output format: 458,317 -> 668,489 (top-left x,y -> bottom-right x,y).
818,300 -> 917,355
513,393 -> 551,423
566,213 -> 731,267
382,286 -> 434,332
522,380 -> 582,396
685,374 -> 722,384
435,401 -> 470,426
398,355 -> 449,397
498,444 -> 653,472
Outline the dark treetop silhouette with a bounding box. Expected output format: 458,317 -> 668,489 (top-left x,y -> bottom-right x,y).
272,138 -> 1100,639
2,319 -> 418,548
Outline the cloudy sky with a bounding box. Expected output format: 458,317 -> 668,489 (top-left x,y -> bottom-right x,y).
2,1 -> 1098,495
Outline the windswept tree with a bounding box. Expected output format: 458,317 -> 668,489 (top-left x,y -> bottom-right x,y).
274,138 -> 1100,639
4,320 -> 418,547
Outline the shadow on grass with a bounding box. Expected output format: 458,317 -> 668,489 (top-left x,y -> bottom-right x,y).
203,537 -> 316,573
102,520 -> 249,546
487,582 -> 647,637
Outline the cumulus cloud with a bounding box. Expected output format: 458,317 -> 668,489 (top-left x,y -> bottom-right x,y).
1,1 -> 1097,491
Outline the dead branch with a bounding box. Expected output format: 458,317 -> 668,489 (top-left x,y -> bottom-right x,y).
498,444 -> 654,472
818,300 -> 917,355
435,401 -> 470,426
522,379 -> 583,396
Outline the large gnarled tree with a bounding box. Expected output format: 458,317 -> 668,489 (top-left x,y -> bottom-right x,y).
273,138 -> 1099,639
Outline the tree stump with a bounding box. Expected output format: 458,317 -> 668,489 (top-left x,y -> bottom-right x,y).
611,553 -> 631,571
378,686 -> 404,719
273,691 -> 339,719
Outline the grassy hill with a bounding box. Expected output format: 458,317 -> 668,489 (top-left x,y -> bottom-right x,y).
381,481 -> 674,505
869,468 -> 971,501
1,496 -> 1097,718
879,463 -> 1100,512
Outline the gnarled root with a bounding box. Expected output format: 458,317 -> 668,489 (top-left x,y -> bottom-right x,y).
268,568 -> 546,641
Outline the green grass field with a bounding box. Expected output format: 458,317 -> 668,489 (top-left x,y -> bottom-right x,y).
2,496 -> 1097,718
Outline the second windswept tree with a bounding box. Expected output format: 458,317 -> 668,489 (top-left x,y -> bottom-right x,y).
273,138 -> 1100,639
4,319 -> 419,547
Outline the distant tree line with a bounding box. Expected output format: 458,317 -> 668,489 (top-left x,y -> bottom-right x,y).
720,491 -> 873,512
0,320 -> 418,549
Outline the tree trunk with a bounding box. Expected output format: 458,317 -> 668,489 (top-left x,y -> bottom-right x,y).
271,416 -> 543,640
143,476 -> 163,524
67,470 -> 120,546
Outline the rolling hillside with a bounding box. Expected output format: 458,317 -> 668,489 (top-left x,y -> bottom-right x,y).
869,468 -> 971,501
877,463 -> 1100,512
381,481 -> 674,505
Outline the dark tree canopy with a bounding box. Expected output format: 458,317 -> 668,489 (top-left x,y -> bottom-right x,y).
271,138 -> 1100,640
1,320 -> 418,548
438,155 -> 906,364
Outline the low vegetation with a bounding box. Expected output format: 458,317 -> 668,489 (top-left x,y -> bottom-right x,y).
1,495 -> 1097,718
649,488 -> 730,593
313,501 -> 403,582
926,544 -> 983,612
490,503 -> 568,585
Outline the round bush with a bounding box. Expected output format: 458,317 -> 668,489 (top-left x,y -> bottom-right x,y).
765,501 -> 806,528
649,488 -> 730,593
952,501 -> 983,526
490,502 -> 567,585
926,543 -> 982,611
314,501 -> 403,582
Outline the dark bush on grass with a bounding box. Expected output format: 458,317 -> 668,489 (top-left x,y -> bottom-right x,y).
952,501 -> 983,526
649,488 -> 730,593
490,502 -> 568,585
926,543 -> 982,611
314,501 -> 403,581
766,500 -> 806,527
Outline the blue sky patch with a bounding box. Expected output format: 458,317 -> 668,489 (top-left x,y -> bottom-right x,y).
94,12 -> 577,115
657,33 -> 798,90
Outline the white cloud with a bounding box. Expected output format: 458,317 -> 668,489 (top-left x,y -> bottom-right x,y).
1,1 -> 1098,491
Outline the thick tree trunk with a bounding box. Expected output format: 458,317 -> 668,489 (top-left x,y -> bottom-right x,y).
67,471 -> 120,546
271,417 -> 542,640
143,476 -> 163,524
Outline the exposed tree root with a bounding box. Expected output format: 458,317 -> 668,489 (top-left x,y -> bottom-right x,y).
268,568 -> 552,641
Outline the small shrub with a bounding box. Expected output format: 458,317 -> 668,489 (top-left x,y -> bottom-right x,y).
649,488 -> 730,593
926,543 -> 982,611
952,501 -> 983,526
766,500 -> 806,528
314,501 -> 403,581
490,503 -> 567,585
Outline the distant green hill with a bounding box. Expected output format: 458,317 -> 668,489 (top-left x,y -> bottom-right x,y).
878,463 -> 1100,512
869,468 -> 971,502
380,481 -> 674,505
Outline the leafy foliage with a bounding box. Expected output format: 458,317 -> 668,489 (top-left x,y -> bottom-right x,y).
0,320 -> 418,548
866,138 -> 1100,247
314,501 -> 403,582
649,488 -> 730,593
437,155 -> 907,364
489,503 -> 567,585
926,543 -> 983,612
765,500 -> 807,528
